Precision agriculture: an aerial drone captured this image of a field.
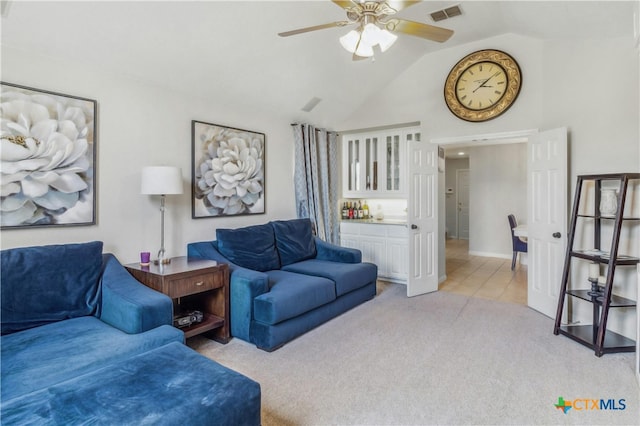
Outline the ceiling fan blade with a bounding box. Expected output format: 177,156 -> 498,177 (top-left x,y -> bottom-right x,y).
331,0 -> 356,10
278,21 -> 351,37
384,18 -> 453,42
332,0 -> 420,13
384,1 -> 422,13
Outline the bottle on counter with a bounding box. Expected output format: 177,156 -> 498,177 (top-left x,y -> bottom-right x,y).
363,200 -> 369,219
342,202 -> 348,220
348,202 -> 354,219
357,201 -> 363,219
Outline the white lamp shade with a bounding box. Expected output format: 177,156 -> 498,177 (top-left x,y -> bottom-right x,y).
354,39 -> 374,57
377,29 -> 398,52
339,30 -> 360,53
141,166 -> 183,195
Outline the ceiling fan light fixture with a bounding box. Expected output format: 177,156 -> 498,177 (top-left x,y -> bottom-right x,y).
354,37 -> 374,57
360,22 -> 381,44
339,29 -> 361,53
377,29 -> 398,52
340,22 -> 396,57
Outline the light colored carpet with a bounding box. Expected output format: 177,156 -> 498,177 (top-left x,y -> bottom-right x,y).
189,282 -> 639,425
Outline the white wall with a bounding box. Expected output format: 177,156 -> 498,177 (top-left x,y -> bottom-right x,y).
468,143 -> 527,258
0,46 -> 297,263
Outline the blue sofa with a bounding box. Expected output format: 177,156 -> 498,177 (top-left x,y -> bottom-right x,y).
1,241 -> 261,425
188,218 -> 377,351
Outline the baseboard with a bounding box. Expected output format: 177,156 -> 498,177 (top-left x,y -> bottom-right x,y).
468,251 -> 511,260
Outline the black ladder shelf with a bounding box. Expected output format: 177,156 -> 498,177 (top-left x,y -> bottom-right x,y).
553,173 -> 639,357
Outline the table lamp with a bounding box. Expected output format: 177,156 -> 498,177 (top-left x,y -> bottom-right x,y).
141,166 -> 183,264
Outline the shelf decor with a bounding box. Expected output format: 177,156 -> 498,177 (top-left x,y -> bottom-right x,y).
0,82 -> 97,229
191,120 -> 265,218
599,188 -> 618,216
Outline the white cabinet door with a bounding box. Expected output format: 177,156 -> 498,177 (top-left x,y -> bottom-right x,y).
360,237 -> 387,276
343,134 -> 363,195
382,131 -> 402,193
386,238 -> 408,280
341,127 -> 417,198
340,234 -> 360,251
339,222 -> 408,283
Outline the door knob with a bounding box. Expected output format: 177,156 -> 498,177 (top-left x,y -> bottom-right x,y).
411,224 -> 418,230
552,232 -> 561,238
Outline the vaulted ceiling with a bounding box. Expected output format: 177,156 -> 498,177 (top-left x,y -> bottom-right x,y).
1,1 -> 636,127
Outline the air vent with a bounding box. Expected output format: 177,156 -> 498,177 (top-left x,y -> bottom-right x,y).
430,5 -> 462,22
301,97 -> 322,112
430,10 -> 447,22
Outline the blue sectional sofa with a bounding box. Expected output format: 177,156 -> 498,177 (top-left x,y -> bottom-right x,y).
1,241 -> 261,425
188,218 -> 377,351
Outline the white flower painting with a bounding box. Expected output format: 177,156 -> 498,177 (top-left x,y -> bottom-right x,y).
192,121 -> 265,218
0,83 -> 96,228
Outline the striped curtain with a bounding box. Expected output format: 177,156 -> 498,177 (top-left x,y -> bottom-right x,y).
291,124 -> 339,244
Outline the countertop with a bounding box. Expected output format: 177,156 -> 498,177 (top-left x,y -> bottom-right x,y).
341,218 -> 407,226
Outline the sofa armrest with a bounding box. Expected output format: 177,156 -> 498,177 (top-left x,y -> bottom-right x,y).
99,254 -> 174,334
188,241 -> 235,270
188,241 -> 269,341
314,237 -> 362,263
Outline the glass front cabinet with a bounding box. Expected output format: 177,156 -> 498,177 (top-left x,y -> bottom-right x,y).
342,127 -> 419,198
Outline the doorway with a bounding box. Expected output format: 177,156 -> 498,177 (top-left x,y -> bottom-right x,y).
443,140 -> 527,256
435,127 -> 568,318
456,169 -> 470,240
439,132 -> 531,303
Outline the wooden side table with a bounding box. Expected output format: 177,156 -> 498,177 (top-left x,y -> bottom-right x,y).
125,257 -> 230,343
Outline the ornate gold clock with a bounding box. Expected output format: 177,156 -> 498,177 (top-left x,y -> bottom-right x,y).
444,49 -> 522,122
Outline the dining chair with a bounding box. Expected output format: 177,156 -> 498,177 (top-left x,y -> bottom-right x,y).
508,214 -> 527,270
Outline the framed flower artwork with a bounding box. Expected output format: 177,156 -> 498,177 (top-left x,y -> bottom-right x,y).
191,121 -> 265,218
0,82 -> 97,229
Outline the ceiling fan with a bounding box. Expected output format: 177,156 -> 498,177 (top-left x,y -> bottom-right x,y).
278,0 -> 454,60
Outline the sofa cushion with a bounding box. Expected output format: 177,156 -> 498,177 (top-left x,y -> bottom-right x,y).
0,316 -> 183,401
271,218 -> 317,266
253,271 -> 336,325
0,341 -> 262,426
1,241 -> 104,335
217,223 -> 280,271
282,259 -> 378,297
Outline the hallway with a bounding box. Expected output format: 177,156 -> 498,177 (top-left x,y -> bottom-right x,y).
439,239 -> 527,305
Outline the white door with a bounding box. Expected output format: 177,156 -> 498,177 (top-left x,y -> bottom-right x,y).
527,127 -> 568,318
456,169 -> 470,240
407,140 -> 439,297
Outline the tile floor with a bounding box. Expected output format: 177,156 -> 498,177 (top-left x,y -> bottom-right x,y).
439,238 -> 528,305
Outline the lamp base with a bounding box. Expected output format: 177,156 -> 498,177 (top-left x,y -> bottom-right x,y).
154,247 -> 170,265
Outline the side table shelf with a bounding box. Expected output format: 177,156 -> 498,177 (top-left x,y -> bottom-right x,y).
125,257 -> 230,342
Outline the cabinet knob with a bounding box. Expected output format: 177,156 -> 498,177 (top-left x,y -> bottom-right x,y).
552,232 -> 561,239
411,224 -> 418,230
195,281 -> 204,286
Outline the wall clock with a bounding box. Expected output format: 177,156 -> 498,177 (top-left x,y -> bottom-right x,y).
444,49 -> 522,122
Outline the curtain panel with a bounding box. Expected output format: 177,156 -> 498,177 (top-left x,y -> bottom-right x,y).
291,124 -> 339,244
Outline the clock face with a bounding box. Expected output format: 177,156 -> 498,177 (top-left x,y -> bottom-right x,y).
455,62 -> 507,111
444,50 -> 522,122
